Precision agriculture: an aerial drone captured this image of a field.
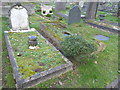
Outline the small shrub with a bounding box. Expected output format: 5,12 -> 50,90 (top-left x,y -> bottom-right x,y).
59,17 -> 63,20
60,34 -> 97,61
46,14 -> 51,17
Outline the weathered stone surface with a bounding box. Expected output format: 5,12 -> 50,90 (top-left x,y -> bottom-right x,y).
24,4 -> 35,15
41,5 -> 53,15
56,13 -> 68,19
1,6 -> 11,17
68,6 -> 81,24
10,4 -> 30,30
55,2 -> 66,11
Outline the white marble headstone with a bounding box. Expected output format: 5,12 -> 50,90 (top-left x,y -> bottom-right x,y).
41,5 -> 53,15
10,5 -> 30,31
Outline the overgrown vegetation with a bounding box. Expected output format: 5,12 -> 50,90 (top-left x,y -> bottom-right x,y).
61,34 -> 97,61
2,17 -> 16,88
8,31 -> 66,79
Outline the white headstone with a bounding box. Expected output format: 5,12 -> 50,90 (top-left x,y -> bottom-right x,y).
41,5 -> 53,15
79,1 -> 84,8
10,4 -> 30,31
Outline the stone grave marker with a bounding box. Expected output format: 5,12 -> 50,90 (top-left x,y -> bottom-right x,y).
68,6 -> 81,24
95,35 -> 110,41
41,5 -> 53,16
55,2 -> 66,11
10,3 -> 30,31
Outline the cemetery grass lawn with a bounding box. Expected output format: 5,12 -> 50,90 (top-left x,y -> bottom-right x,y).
2,15 -> 118,88
32,15 -> 118,88
1,17 -> 16,88
96,11 -> 118,23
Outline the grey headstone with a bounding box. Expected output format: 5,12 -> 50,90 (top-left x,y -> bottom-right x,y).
55,2 -> 66,11
24,4 -> 35,15
1,6 -> 11,17
68,6 -> 81,24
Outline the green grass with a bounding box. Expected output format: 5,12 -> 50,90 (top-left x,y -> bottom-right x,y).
1,17 -> 16,88
2,13 -> 118,88
8,31 -> 66,79
96,11 -> 118,23
86,20 -> 119,30
33,14 -> 118,88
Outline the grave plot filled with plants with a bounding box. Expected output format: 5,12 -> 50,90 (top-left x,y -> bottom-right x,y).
7,31 -> 67,79
29,11 -> 118,87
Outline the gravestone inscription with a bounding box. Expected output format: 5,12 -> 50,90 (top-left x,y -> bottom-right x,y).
10,3 -> 30,31
68,6 -> 81,24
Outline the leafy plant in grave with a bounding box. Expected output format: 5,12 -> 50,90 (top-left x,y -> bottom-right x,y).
60,34 -> 97,61
46,14 -> 51,17
59,17 -> 63,21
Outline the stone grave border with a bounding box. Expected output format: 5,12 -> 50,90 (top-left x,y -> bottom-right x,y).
4,30 -> 73,89
56,12 -> 85,19
86,21 -> 119,34
55,12 -> 119,34
106,77 -> 120,88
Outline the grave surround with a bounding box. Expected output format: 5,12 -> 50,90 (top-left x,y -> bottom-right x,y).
4,30 -> 73,88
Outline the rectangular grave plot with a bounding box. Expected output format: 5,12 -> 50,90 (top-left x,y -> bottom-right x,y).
4,30 -> 73,88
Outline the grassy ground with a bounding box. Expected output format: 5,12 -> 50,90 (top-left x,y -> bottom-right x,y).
2,12 -> 118,88
0,15 -> 2,89
1,17 -> 16,88
96,11 -> 118,23
33,14 -> 118,88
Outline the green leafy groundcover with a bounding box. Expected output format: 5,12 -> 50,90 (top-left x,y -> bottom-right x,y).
8,31 -> 66,79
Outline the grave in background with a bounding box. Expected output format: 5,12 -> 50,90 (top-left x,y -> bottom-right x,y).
55,2 -> 66,11
41,5 -> 53,16
68,6 -> 81,24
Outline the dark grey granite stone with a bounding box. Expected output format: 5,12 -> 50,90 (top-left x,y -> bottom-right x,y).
68,6 -> 81,24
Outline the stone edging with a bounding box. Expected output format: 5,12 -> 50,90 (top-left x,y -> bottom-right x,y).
4,30 -> 73,89
56,13 -> 68,19
106,77 -> 120,88
86,22 -> 119,34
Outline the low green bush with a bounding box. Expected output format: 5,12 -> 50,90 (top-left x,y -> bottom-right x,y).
61,34 -> 97,61
59,17 -> 63,20
46,14 -> 51,17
